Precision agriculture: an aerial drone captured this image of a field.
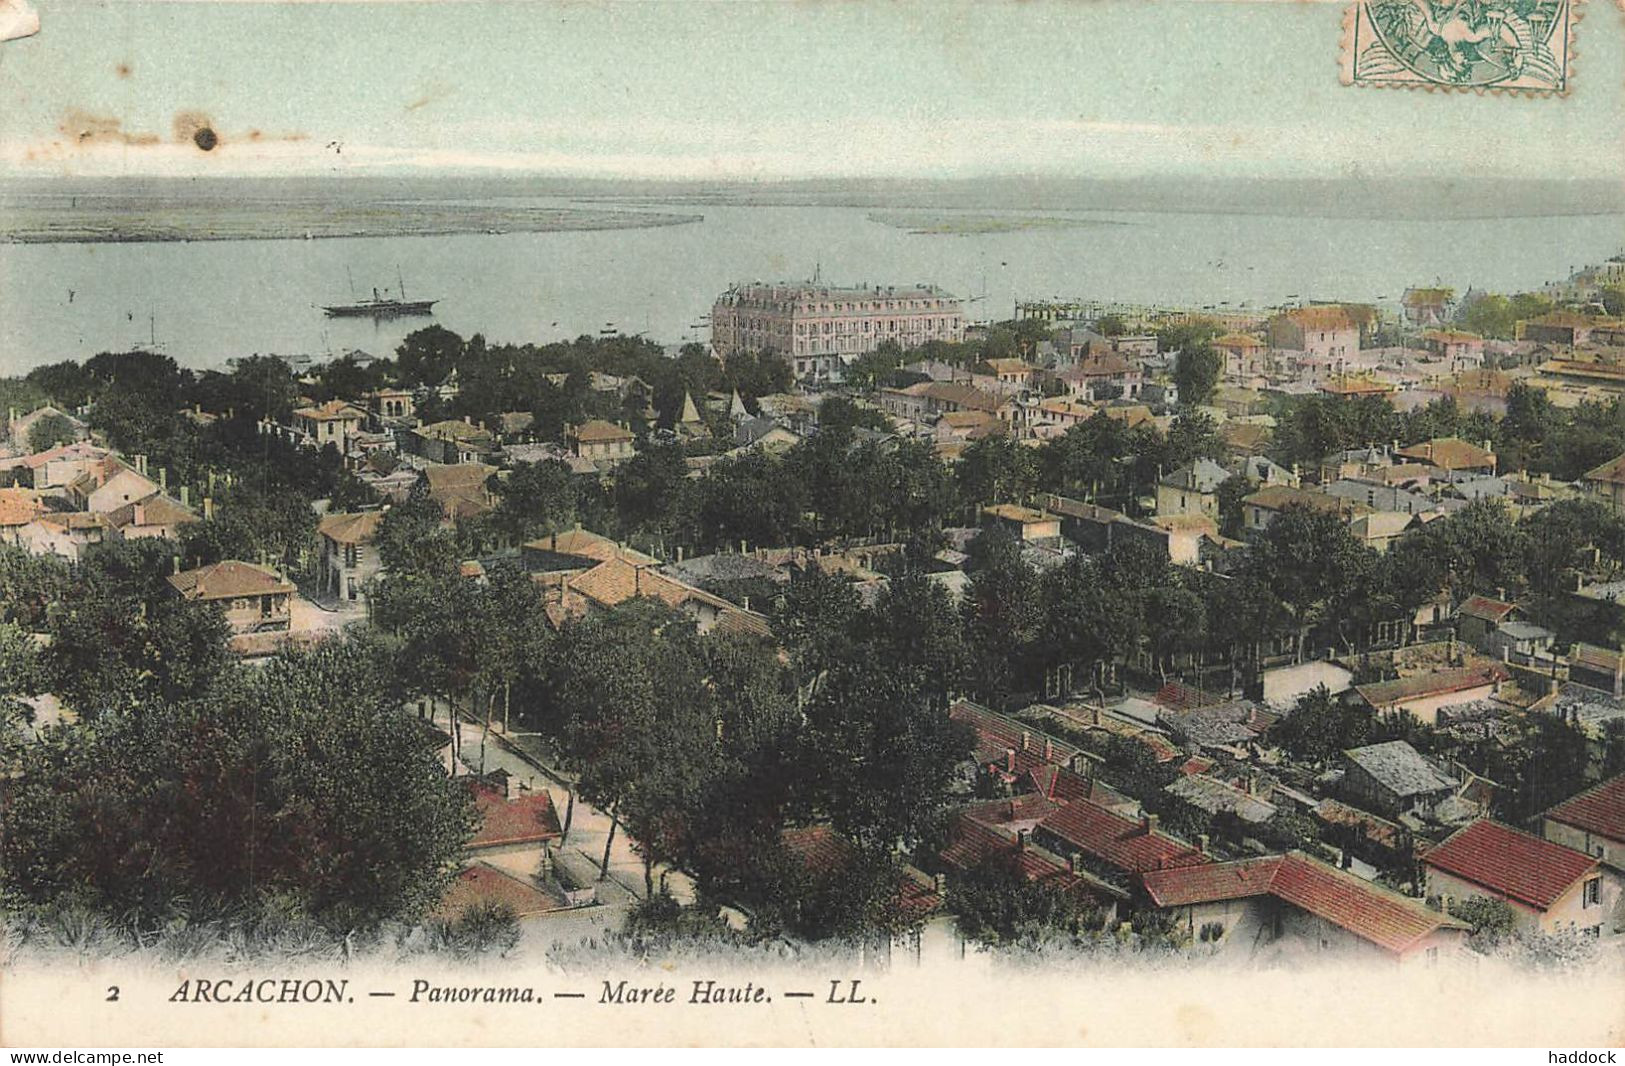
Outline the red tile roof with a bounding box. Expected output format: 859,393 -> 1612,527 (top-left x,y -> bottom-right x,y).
1355,664 -> 1510,709
167,560 -> 294,601
1152,682 -> 1223,713
1038,799 -> 1208,875
435,861 -> 567,919
1544,775 -> 1625,845
1142,852 -> 1466,956
1459,595 -> 1516,624
781,825 -> 858,878
1423,819 -> 1598,911
950,699 -> 1086,768
466,782 -> 564,849
1395,437 -> 1495,472
784,825 -> 944,917
317,510 -> 384,545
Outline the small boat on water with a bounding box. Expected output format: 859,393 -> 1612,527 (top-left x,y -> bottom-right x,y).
322,268 -> 437,319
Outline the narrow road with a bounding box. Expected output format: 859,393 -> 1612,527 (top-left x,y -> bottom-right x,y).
427,703 -> 697,908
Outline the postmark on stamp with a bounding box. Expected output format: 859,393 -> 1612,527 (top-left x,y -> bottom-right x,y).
1341,1 -> 1573,95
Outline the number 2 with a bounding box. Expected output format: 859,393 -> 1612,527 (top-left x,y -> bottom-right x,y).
105,986 -> 119,1002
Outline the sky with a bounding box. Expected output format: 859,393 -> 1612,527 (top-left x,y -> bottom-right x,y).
0,0 -> 1620,181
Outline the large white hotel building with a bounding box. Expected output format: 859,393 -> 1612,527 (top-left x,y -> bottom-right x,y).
711,281 -> 966,381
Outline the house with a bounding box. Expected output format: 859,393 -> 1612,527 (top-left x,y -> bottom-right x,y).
976,357 -> 1038,387
1268,306 -> 1359,360
1401,287 -> 1455,326
980,504 -> 1060,543
1582,452 -> 1625,511
1456,595 -> 1517,647
411,419 -> 496,465
1141,851 -> 1469,963
316,510 -> 385,605
567,420 -> 636,463
1423,819 -> 1620,940
940,796 -> 1116,914
423,463 -> 498,523
1318,375 -> 1396,400
1033,803 -> 1208,890
1055,352 -> 1143,402
291,400 -> 368,456
4,404 -> 87,453
1421,329 -> 1485,368
105,493 -> 197,542
1160,699 -> 1279,757
1353,664 -> 1510,725
1485,620 -> 1555,662
1214,333 -> 1267,377
69,458 -> 159,515
1156,458 -> 1229,521
2,440 -> 108,492
1347,510 -> 1415,554
1241,485 -> 1365,538
435,861 -> 571,923
0,488 -> 47,546
1395,437 -> 1496,475
1517,311 -> 1607,347
167,560 -> 296,636
1035,397 -> 1097,430
1340,740 -> 1458,818
780,825 -> 945,953
17,511 -> 109,560
1543,774 -> 1625,873
366,388 -> 416,423
1164,774 -> 1277,824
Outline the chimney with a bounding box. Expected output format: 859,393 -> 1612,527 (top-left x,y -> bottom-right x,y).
676,545 -> 684,562
179,485 -> 190,507
1043,737 -> 1054,761
1020,730 -> 1031,752
171,555 -> 180,575
933,873 -> 947,894
1016,829 -> 1029,851
1197,833 -> 1210,854
1067,853 -> 1079,875
1142,813 -> 1159,836
158,468 -> 167,492
1004,748 -> 1016,773
203,496 -> 214,521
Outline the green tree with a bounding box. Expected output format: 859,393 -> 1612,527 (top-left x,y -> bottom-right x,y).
800,655 -> 973,853
1267,685 -> 1374,767
489,459 -> 578,543
25,413 -> 79,454
2,639 -> 474,933
1172,343 -> 1222,407
396,326 -> 466,388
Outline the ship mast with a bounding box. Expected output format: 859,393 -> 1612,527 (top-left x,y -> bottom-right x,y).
398,266 -> 407,301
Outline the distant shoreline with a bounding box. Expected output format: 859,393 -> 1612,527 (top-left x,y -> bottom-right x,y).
0,204 -> 705,246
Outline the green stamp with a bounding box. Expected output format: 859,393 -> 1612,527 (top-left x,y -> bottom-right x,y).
1342,0 -> 1573,94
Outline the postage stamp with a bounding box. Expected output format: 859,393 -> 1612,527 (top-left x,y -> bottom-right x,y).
1341,0 -> 1574,94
